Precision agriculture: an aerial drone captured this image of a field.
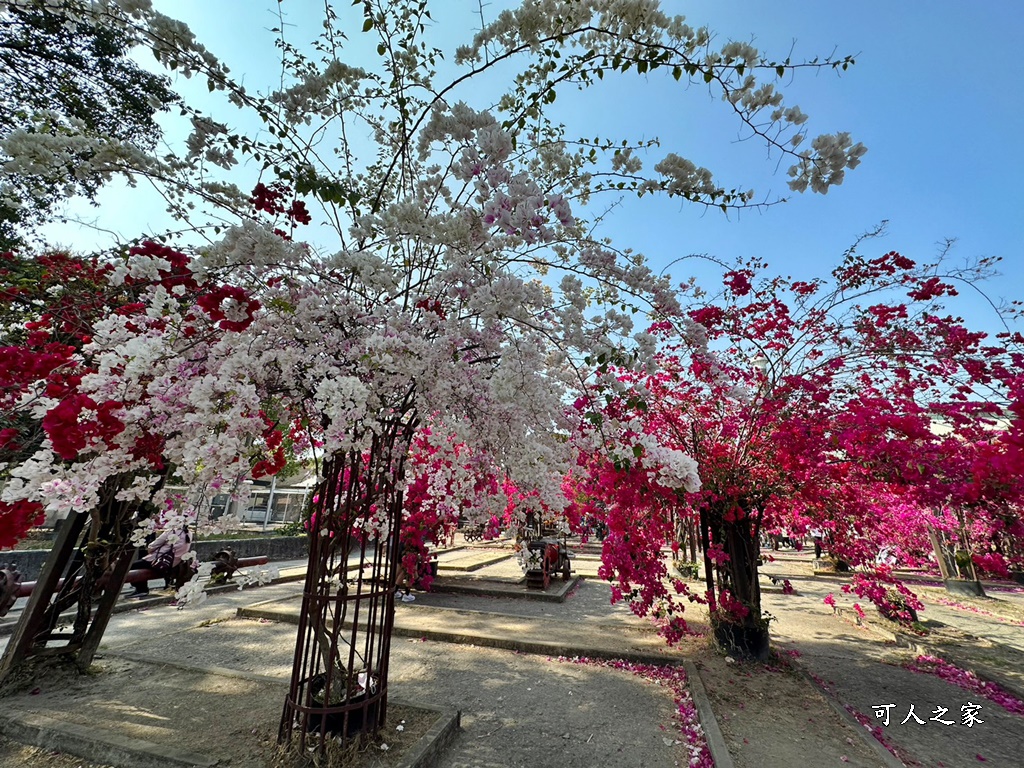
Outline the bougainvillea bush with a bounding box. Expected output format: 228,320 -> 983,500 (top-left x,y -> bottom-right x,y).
398,425 -> 516,589
0,243 -> 271,547
574,247 -> 1024,652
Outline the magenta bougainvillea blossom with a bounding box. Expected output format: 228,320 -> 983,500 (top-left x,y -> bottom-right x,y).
570,249 -> 1024,650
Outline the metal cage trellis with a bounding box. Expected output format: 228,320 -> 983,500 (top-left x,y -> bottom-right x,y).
279,416 -> 417,754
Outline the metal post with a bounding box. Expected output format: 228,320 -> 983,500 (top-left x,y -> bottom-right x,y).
262,475 -> 277,533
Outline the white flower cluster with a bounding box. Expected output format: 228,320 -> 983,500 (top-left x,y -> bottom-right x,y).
197,220 -> 306,276
457,0 -> 863,200
653,153 -> 724,201
185,116 -> 235,168
646,444 -> 701,492
314,375 -> 372,454
787,132 -> 867,194
108,253 -> 170,286
270,60 -> 369,124
0,112 -> 160,200
583,410 -> 700,494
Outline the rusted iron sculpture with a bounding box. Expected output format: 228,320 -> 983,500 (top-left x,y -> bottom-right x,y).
0,565 -> 22,618
0,478 -> 141,684
279,419 -> 416,755
208,547 -> 241,584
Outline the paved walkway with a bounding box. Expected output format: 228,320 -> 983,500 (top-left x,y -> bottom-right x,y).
0,558 -> 310,636
761,552 -> 1024,768
241,584 -> 686,666
2,543 -> 1023,767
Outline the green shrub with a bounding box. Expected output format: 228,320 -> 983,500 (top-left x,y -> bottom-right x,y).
275,519 -> 307,537
674,560 -> 700,579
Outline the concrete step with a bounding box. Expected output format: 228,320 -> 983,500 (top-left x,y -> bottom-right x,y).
238,592 -> 685,666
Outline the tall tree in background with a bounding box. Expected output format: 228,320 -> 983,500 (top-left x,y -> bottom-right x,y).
0,0 -> 177,249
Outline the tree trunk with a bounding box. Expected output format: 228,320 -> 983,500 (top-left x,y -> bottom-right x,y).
709,505 -> 769,661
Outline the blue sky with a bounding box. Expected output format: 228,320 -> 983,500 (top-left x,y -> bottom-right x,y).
44,1 -> 1023,336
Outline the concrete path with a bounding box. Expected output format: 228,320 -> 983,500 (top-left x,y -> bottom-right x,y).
761,552 -> 1024,768
240,585 -> 686,666
0,558 -> 310,637
912,594 -> 1024,655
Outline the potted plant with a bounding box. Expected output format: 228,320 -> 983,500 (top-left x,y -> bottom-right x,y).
305,625 -> 381,737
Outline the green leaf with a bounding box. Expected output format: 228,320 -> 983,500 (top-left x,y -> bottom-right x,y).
672,66 -> 682,81
377,43 -> 387,55
362,18 -> 373,32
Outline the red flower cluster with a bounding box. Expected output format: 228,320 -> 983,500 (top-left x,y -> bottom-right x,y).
251,414 -> 287,478
0,500 -> 45,549
126,240 -> 199,292
196,285 -> 261,332
42,394 -> 125,460
250,182 -> 312,238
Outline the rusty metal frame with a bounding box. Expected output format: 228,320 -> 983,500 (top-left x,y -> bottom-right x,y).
279,417 -> 416,754
0,505 -> 136,682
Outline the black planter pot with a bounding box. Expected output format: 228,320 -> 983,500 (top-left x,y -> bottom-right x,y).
306,673 -> 381,737
713,620 -> 770,662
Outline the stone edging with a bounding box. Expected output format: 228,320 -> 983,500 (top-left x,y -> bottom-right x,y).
0,712 -> 218,768
394,704 -> 461,768
430,573 -> 579,602
238,598 -> 687,667
683,660 -> 735,768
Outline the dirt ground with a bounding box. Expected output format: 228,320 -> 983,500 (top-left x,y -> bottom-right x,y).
0,651 -> 438,768
8,557 -> 1020,768
693,649 -> 891,768
0,649 -> 889,768
0,619 -> 900,768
